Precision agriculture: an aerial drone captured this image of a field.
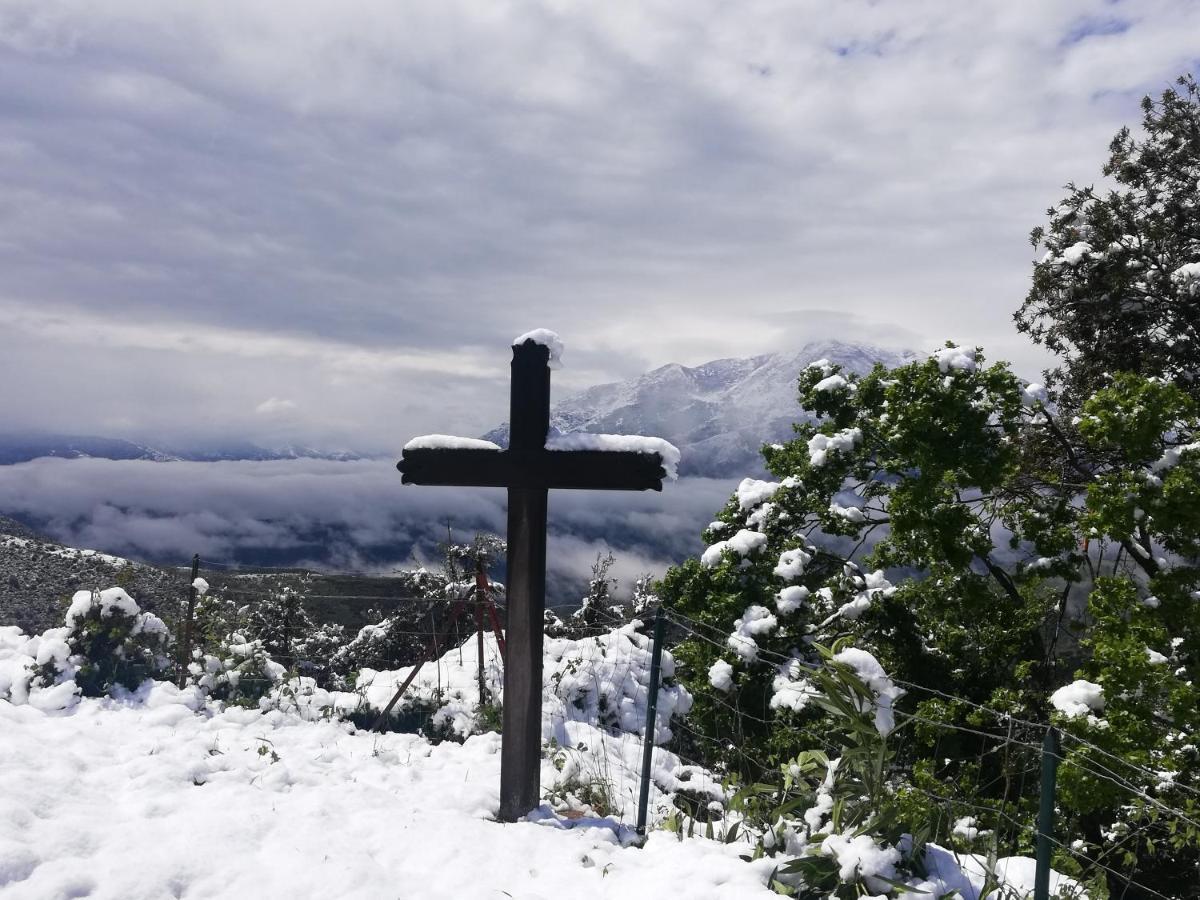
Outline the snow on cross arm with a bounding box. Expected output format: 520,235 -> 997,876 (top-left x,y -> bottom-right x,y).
403,435 -> 503,452
512,328 -> 564,369
545,433 -> 681,480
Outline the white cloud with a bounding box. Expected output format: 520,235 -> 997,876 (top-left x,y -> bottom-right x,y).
255,397 -> 297,416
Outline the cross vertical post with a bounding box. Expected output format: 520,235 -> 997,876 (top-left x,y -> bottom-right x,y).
499,341 -> 551,821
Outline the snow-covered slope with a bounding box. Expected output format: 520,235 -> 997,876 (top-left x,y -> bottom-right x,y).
0,621 -> 1080,900
0,688 -> 773,899
485,340 -> 918,477
0,519 -> 180,635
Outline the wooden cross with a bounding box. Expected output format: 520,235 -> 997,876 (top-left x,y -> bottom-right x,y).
398,336 -> 668,821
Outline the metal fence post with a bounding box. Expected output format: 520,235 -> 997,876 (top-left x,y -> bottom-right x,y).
636,608 -> 666,836
1035,726 -> 1061,900
178,554 -> 199,688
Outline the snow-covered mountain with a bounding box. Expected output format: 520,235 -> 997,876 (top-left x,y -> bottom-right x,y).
485,340 -> 919,478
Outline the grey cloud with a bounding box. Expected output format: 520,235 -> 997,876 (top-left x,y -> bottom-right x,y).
0,1 -> 1197,449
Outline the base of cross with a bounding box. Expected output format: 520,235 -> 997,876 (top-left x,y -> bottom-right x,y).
398,335 -> 670,823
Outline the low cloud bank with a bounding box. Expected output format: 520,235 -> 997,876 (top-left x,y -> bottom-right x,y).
0,458 -> 738,606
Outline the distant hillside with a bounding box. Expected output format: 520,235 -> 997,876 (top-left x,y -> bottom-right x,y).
0,517 -> 183,634
0,515 -> 442,640
0,433 -> 363,465
485,340 -> 918,477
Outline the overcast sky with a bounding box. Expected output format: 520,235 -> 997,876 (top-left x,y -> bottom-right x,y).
1,1 -> 1197,453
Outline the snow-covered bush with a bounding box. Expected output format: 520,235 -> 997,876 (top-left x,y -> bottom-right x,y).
332,615 -> 417,677
174,582 -> 287,703
565,552 -> 629,635
279,618 -> 693,755
747,645 -> 929,896
330,567 -> 473,678
293,621 -> 346,684
546,622 -> 691,743
0,587 -> 170,707
59,588 -> 170,696
0,624 -> 81,711
187,632 -> 286,705
242,582 -> 316,668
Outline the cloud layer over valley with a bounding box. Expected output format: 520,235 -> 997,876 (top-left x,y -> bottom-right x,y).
0,457 -> 737,606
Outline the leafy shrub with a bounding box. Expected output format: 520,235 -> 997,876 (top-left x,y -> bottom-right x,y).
58,588 -> 171,696
187,632 -> 286,705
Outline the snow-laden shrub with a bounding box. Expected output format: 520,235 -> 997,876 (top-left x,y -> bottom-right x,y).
0,624 -> 81,711
331,616 -> 413,676
0,587 -> 170,707
330,569 -> 471,678
186,632 -> 286,705
61,588 -> 170,697
685,644 -> 933,896
277,620 -> 693,749
293,621 -> 345,684
546,622 -> 692,743
178,583 -> 294,703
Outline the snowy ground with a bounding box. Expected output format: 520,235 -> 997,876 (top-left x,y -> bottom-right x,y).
1,606 -> 1081,899
0,683 -> 773,900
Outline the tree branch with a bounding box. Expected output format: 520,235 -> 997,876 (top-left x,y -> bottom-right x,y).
979,554 -> 1026,606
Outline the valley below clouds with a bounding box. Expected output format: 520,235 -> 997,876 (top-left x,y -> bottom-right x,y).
0,458 -> 737,606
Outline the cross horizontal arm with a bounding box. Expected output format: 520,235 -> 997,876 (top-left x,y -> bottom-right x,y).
398,447 -> 665,491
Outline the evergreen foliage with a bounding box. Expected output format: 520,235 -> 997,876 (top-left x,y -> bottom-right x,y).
1016,74 -> 1200,406
60,588 -> 172,696
242,580 -> 317,668
660,347 -> 1200,895
661,74 -> 1200,896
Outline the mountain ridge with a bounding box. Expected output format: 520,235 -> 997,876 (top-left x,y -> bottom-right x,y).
485,339 -> 919,477
2,340 -> 919,476
0,433 -> 363,465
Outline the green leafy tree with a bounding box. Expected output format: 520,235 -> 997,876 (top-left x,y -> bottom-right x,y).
1016,74 -> 1200,406
660,350 -> 1200,896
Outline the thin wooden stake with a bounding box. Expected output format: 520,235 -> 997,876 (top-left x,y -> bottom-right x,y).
476,559 -> 488,702
371,599 -> 469,732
